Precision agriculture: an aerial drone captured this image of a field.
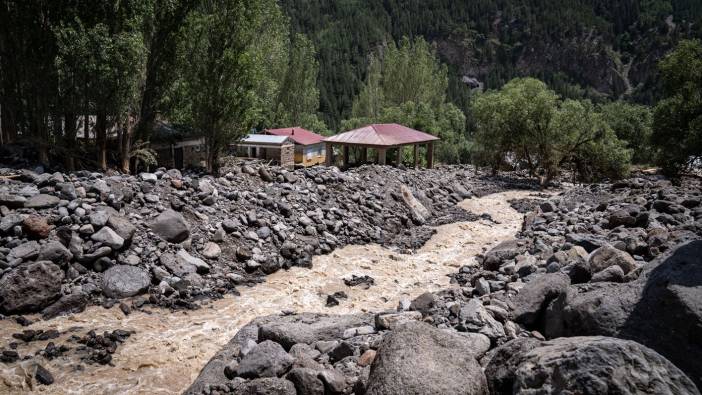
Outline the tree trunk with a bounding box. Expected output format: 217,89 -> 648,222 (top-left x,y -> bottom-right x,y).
120,114 -> 134,174
96,112 -> 107,170
64,113 -> 76,171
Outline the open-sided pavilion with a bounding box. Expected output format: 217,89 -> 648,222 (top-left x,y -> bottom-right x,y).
323,123 -> 439,168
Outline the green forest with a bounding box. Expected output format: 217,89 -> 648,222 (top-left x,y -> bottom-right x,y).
0,0 -> 701,179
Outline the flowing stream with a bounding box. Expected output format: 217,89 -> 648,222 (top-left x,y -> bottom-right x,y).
0,190 -> 541,394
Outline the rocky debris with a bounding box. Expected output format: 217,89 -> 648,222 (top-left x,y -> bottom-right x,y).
0,162 -> 531,317
101,265 -> 151,298
0,261 -> 64,314
76,329 -> 134,365
483,336 -> 700,395
365,321 -> 488,395
545,240 -> 702,388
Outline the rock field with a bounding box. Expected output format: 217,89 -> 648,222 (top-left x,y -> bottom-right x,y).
1,162 -> 701,394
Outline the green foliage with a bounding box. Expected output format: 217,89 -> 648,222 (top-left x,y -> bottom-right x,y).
472,78 -> 631,182
343,36 -> 470,164
651,39 -> 702,176
599,101 -> 653,164
272,34 -> 329,134
173,0 -> 288,172
281,0 -> 702,129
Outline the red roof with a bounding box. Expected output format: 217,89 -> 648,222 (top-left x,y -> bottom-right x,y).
265,127 -> 324,146
324,124 -> 439,147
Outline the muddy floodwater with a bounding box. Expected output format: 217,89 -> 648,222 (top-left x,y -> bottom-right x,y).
0,190 -> 543,394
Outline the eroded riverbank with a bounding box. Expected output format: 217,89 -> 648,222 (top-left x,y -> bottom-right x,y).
0,190 -> 542,394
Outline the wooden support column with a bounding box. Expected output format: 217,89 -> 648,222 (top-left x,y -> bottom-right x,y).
325,142 -> 333,166
360,147 -> 368,163
396,146 -> 402,166
342,145 -> 349,168
378,148 -> 387,165
426,142 -> 434,169
413,144 -> 419,168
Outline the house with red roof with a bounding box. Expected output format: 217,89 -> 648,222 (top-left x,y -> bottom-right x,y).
264,127 -> 326,167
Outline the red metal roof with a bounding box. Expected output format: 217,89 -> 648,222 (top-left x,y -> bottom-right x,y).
324,124 -> 439,147
265,127 -> 324,146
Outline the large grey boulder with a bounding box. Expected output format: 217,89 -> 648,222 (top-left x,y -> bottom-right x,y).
0,261 -> 64,314
258,313 -> 374,350
101,265 -> 151,298
484,336 -> 699,395
510,272 -> 570,328
236,340 -> 294,379
365,321 -> 488,395
545,241 -> 702,388
588,244 -> 637,274
24,194 -> 60,209
148,209 -> 190,243
399,185 -> 431,224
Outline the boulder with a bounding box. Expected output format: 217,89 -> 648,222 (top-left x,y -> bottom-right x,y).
149,209 -> 190,243
41,292 -> 88,319
485,336 -> 699,395
483,239 -> 521,270
0,261 -> 64,314
588,245 -> 637,274
24,194 -> 60,209
0,194 -> 27,208
365,321 -> 488,395
107,215 -> 136,242
175,250 -> 210,274
510,272 -> 570,328
0,213 -> 24,232
160,252 -> 196,277
8,240 -> 40,261
22,215 -> 51,239
399,185 -> 430,224
591,265 -> 626,283
409,292 -> 436,315
37,241 -> 73,264
236,340 -> 294,379
233,378 -> 296,395
101,265 -> 151,298
286,368 -> 325,395
545,241 -> 702,388
258,313 -> 373,350
91,227 -> 125,249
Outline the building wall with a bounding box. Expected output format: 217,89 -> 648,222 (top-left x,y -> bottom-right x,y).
294,143 -> 326,166
152,138 -> 206,169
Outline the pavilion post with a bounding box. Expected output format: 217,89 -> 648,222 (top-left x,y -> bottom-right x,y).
413,144 -> 419,168
325,142 -> 333,166
378,148 -> 387,165
396,146 -> 402,166
342,145 -> 349,168
426,141 -> 434,169
360,147 -> 368,164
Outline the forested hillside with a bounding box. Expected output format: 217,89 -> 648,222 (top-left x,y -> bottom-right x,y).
282,0 -> 702,128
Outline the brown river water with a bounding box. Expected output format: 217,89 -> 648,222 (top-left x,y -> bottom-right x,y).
0,190 -> 542,394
